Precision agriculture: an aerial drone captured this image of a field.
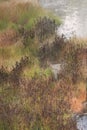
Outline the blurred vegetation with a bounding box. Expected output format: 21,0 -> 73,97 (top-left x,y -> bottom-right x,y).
0,2 -> 61,31
0,64 -> 78,130
0,1 -> 87,130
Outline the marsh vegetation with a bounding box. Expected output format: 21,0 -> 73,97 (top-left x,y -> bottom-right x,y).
0,0 -> 87,130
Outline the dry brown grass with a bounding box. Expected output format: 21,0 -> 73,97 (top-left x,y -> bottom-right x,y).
0,76 -> 78,130
0,29 -> 18,46
70,82 -> 86,113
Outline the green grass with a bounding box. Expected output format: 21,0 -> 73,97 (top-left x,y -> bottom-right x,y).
0,1 -> 61,76
23,64 -> 52,79
0,2 -> 61,31
0,38 -> 53,78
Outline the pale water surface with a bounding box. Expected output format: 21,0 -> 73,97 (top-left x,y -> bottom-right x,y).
40,0 -> 87,38
77,115 -> 87,130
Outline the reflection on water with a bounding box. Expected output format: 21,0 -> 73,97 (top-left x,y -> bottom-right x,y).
39,0 -> 87,38
58,10 -> 80,37
77,115 -> 87,130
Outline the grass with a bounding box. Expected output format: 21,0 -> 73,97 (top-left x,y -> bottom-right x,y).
0,77 -> 78,130
0,1 -> 61,75
0,45 -> 23,68
23,64 -> 52,78
0,2 -> 61,31
0,41 -> 52,78
0,1 -> 86,130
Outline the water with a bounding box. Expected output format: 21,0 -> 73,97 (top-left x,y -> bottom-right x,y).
77,114 -> 87,130
39,0 -> 87,38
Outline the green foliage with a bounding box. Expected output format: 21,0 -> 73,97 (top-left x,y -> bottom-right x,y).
0,3 -> 61,31
23,65 -> 52,79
